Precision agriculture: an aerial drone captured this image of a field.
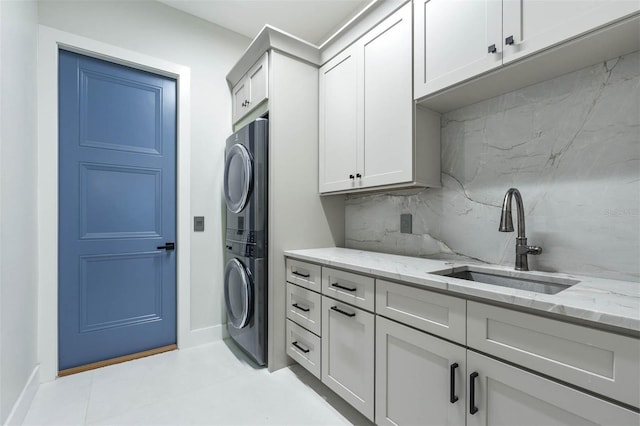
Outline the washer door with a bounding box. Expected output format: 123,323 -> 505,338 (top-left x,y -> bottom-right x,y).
224,258 -> 253,329
224,144 -> 253,214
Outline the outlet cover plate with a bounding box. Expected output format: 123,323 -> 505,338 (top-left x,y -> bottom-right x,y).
400,214 -> 412,234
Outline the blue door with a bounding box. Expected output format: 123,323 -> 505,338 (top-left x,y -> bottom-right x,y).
58,50 -> 176,371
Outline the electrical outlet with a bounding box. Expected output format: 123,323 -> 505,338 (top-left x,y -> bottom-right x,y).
400,214 -> 412,234
194,216 -> 205,232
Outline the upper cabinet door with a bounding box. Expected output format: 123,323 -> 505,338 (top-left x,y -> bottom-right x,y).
231,52 -> 269,125
248,52 -> 269,109
503,0 -> 640,64
319,47 -> 359,193
414,0 -> 503,99
360,2 -> 413,188
232,79 -> 248,124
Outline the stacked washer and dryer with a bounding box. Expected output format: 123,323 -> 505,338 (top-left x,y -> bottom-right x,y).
223,118 -> 268,366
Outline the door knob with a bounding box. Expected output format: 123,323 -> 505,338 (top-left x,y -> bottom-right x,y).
157,242 -> 175,251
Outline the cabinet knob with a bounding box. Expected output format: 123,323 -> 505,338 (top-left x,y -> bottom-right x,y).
349,174 -> 355,179
356,173 -> 362,178
488,44 -> 497,54
505,35 -> 514,45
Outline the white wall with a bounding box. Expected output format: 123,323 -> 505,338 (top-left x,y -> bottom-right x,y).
0,0 -> 39,423
346,52 -> 640,282
38,1 -> 250,334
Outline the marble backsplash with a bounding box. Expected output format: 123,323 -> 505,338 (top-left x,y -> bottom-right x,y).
345,51 -> 640,281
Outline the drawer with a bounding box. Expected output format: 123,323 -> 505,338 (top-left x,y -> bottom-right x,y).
286,258 -> 321,292
468,301 -> 640,408
322,267 -> 375,312
286,283 -> 321,336
286,319 -> 321,379
376,279 -> 466,345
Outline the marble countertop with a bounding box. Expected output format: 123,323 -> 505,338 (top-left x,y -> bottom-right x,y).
284,247 -> 640,334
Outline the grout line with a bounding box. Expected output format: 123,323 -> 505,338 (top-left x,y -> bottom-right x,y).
83,371 -> 95,425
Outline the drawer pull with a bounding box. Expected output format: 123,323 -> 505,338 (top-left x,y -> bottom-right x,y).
292,341 -> 310,353
292,303 -> 310,312
470,371 -> 479,415
292,271 -> 310,278
450,363 -> 459,403
331,282 -> 356,292
331,306 -> 356,317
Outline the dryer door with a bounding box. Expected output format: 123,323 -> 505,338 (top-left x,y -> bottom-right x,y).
224,258 -> 253,329
224,144 -> 253,214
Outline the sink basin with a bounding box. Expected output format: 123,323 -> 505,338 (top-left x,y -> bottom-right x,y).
435,266 -> 579,295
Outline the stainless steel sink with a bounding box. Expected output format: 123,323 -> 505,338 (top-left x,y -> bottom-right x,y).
434,266 -> 579,295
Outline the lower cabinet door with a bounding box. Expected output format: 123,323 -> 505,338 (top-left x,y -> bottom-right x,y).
376,316 -> 466,426
321,296 -> 375,421
466,351 -> 639,426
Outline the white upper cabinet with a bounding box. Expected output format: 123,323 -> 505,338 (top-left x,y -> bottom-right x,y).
320,2 -> 439,194
415,0 -> 640,100
319,48 -> 360,193
414,0 -> 502,98
360,5 -> 413,188
232,52 -> 269,124
502,0 -> 640,64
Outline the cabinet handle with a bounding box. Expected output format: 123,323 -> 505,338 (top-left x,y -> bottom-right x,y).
356,173 -> 362,178
331,282 -> 356,292
450,363 -> 459,403
292,341 -> 310,353
292,303 -> 310,312
505,35 -> 514,45
292,271 -> 310,278
349,174 -> 355,179
331,306 -> 356,317
488,44 -> 497,54
469,371 -> 479,415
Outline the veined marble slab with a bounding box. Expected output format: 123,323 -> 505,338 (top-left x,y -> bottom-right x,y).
284,247 -> 640,334
345,51 -> 640,282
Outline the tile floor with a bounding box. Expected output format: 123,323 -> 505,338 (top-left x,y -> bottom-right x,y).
23,340 -> 372,425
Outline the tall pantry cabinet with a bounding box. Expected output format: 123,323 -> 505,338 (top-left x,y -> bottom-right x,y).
226,30 -> 345,373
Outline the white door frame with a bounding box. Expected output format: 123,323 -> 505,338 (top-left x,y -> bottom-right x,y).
37,25 -> 192,382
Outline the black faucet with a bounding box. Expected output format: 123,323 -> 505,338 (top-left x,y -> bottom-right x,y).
499,188 -> 542,271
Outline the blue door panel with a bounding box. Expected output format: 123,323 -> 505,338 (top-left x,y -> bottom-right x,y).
80,163 -> 161,239
58,50 -> 176,370
81,71 -> 162,154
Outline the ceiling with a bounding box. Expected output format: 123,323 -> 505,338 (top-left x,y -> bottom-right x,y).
158,0 -> 373,46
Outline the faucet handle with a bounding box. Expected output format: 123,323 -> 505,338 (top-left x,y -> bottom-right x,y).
527,246 -> 542,255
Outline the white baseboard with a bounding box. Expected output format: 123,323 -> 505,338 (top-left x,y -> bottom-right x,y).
4,365 -> 40,426
179,324 -> 226,349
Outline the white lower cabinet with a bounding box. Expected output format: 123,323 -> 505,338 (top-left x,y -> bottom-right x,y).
466,351 -> 639,426
376,316 -> 466,426
285,319 -> 321,379
377,316 -> 638,426
284,258 -> 638,426
321,295 -> 375,421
